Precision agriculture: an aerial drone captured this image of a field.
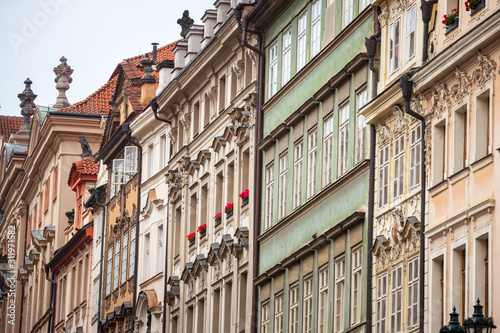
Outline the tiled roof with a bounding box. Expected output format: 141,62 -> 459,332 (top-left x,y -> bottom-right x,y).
56,75 -> 118,115
123,41 -> 176,65
125,87 -> 142,112
67,157 -> 99,186
0,116 -> 23,140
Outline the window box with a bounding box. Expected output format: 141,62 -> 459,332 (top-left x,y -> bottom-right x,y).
225,203 -> 234,217
470,0 -> 485,14
215,217 -> 222,226
197,224 -> 207,238
445,17 -> 459,34
189,238 -> 195,247
226,209 -> 233,218
241,196 -> 249,207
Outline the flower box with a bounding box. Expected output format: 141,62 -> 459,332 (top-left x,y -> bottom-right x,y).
225,203 -> 234,217
241,196 -> 249,207
445,17 -> 459,34
197,224 -> 207,238
468,0 -> 485,14
214,212 -> 222,226
186,232 -> 195,246
239,189 -> 250,207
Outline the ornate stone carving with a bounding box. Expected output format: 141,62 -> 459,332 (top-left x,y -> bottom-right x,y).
113,288 -> 119,302
226,257 -> 232,273
377,121 -> 391,142
53,56 -> 73,108
392,206 -> 405,228
214,260 -> 220,281
232,60 -> 245,79
450,67 -> 471,104
18,78 -> 37,126
140,54 -> 156,83
188,279 -> 194,299
120,283 -> 127,297
177,10 -> 194,38
378,248 -> 389,266
472,51 -> 496,89
428,31 -> 438,60
430,82 -> 450,119
167,126 -> 176,144
392,105 -> 409,133
378,10 -> 390,27
410,97 -> 424,116
424,120 -> 432,181
247,49 -> 258,65
105,296 -> 111,310
174,103 -> 189,130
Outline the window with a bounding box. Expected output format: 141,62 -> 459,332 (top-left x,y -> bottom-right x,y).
391,265 -> 402,333
92,278 -> 99,317
408,257 -> 419,328
343,0 -> 354,28
157,225 -> 163,273
389,19 -> 401,73
275,294 -> 284,333
339,104 -> 349,175
261,302 -> 269,333
410,124 -> 421,188
160,135 -> 167,169
148,145 -> 155,178
297,11 -> 307,71
265,164 -> 274,229
453,106 -> 467,172
113,239 -> 120,290
307,129 -> 318,199
475,90 -> 490,160
356,89 -> 368,164
278,154 -> 288,219
52,165 -> 58,201
405,7 -> 416,62
192,103 -> 200,138
475,237 -> 489,316
452,246 -> 466,319
323,116 -> 334,187
112,146 -> 138,197
282,27 -> 292,85
379,145 -> 389,207
351,247 -> 362,324
311,0 -> 321,57
124,146 -> 138,182
121,233 -> 128,284
106,246 -> 113,295
129,225 -> 136,277
111,159 -> 124,198
293,141 -> 303,209
318,268 -> 329,333
433,120 -> 446,184
43,178 -> 49,213
335,257 -> 345,332
303,277 -> 313,333
393,134 -> 405,199
144,234 -> 150,279
289,285 -> 299,333
360,0 -> 369,11
269,42 -> 278,98
377,274 -> 388,333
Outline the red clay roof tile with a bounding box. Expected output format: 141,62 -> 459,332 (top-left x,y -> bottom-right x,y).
0,116 -> 24,141
67,157 -> 99,186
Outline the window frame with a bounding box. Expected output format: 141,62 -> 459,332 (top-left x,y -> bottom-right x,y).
268,42 -> 279,98
334,256 -> 345,333
405,6 -> 417,63
289,285 -> 299,333
303,276 -> 314,333
265,163 -> 274,229
408,256 -> 419,329
339,103 -> 350,175
307,128 -> 318,199
282,27 -> 292,85
293,141 -> 304,209
355,89 -> 368,164
311,0 -> 322,58
278,153 -> 288,220
297,11 -> 308,72
391,265 -> 403,333
393,134 -> 405,199
323,115 -> 334,187
379,144 -> 390,207
409,124 -> 421,189
389,19 -> 401,74
377,274 -> 388,333
351,246 -> 363,325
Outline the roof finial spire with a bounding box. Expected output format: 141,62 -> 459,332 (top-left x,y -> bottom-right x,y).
53,56 -> 73,109
177,10 -> 194,38
18,78 -> 37,127
140,53 -> 156,83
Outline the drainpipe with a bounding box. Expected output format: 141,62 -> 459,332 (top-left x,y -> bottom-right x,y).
44,264 -> 56,333
364,6 -> 381,97
161,203 -> 170,333
366,125 -> 376,331
400,72 -> 426,333
421,0 -> 438,63
234,2 -> 265,333
151,98 -> 172,126
95,188 -> 106,332
19,203 -> 28,333
122,122 -> 143,326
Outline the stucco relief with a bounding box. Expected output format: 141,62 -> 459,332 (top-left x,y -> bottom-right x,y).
232,60 -> 245,79
377,121 -> 391,142
430,82 -> 450,119
410,96 -> 424,116
247,49 -> 258,65
450,67 -> 471,105
472,51 -> 496,89
392,105 -> 409,134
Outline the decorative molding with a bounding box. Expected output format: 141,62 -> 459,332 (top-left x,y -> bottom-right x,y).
472,51 -> 496,89
450,67 -> 471,105
377,121 -> 391,142
392,105 -> 409,134
430,82 -> 450,119
232,60 -> 245,79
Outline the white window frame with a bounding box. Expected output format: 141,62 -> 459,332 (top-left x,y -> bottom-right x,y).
377,274 -> 388,333
339,103 -> 349,175
307,129 -> 318,199
410,124 -> 421,189
278,153 -> 288,220
144,233 -> 150,279
148,145 -> 155,178
334,257 -> 345,333
379,144 -> 389,207
408,257 -> 419,329
289,285 -> 299,333
351,247 -> 362,325
129,225 -> 136,277
318,267 -> 329,333
391,265 -> 403,333
92,278 -> 99,317
393,134 -> 405,199
269,42 -> 278,98
405,6 -> 417,63
157,225 -> 163,273
265,164 -> 274,229
261,302 -> 270,333
356,89 -> 368,164
282,27 -> 292,85
293,141 -> 303,209
106,246 -> 113,295
275,294 -> 284,333
297,11 -> 308,72
303,277 -> 313,333
124,146 -> 138,182
360,0 -> 369,11
389,19 -> 401,73
343,0 -> 354,28
160,135 -> 167,169
323,116 -> 334,187
113,239 -> 120,290
121,233 -> 128,284
111,159 -> 124,198
311,0 -> 322,58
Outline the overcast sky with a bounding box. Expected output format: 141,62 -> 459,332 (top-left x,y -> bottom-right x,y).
0,0 -> 212,116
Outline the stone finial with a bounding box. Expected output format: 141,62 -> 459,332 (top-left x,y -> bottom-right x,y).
53,56 -> 73,109
140,53 -> 156,83
18,78 -> 37,126
177,10 -> 194,38
79,135 -> 93,158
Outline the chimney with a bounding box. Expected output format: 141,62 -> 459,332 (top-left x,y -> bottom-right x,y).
157,60 -> 175,94
17,78 -> 37,134
185,24 -> 204,63
139,54 -> 157,106
53,56 -> 73,109
214,0 -> 231,31
152,42 -> 159,62
201,9 -> 217,47
172,40 -> 188,76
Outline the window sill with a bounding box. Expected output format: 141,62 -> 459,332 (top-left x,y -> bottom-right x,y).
429,178 -> 449,194
449,166 -> 469,184
470,153 -> 493,172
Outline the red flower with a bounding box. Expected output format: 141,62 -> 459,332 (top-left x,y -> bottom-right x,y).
239,189 -> 250,199
214,212 -> 222,219
443,9 -> 459,26
224,203 -> 234,212
186,232 -> 196,241
197,224 -> 207,232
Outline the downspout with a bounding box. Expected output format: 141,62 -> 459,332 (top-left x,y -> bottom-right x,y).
44,264 -> 56,333
364,6 -> 381,97
122,123 -> 143,326
95,189 -> 106,332
366,125 -> 376,331
19,203 -> 28,333
161,203 -> 170,333
151,98 -> 172,126
421,0 -> 438,63
400,73 -> 426,333
235,2 -> 265,333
